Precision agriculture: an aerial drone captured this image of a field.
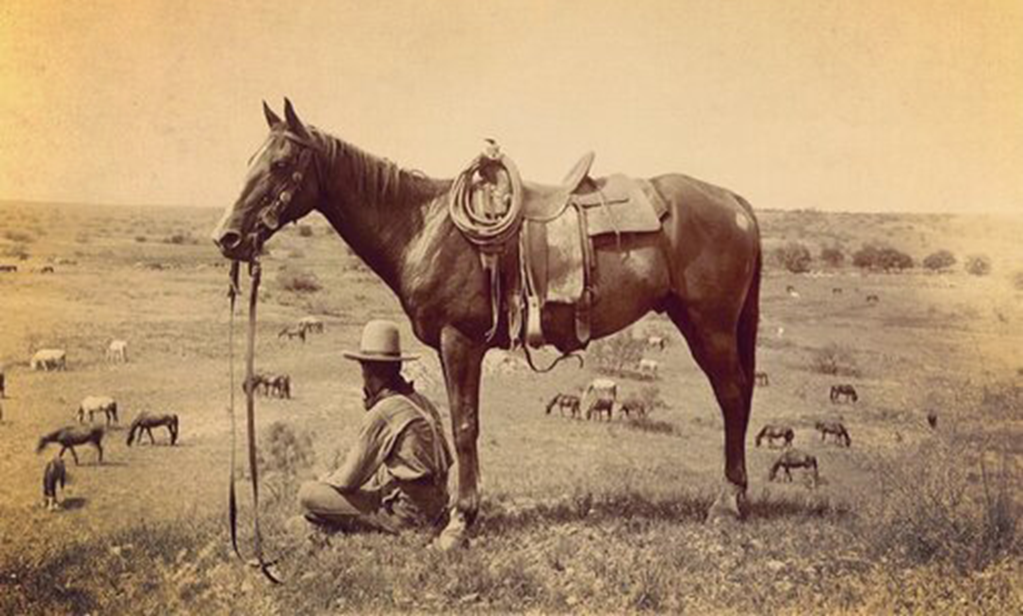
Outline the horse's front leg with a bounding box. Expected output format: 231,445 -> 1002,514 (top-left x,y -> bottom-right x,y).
436,325 -> 485,551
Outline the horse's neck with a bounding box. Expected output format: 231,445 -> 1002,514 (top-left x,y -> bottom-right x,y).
315,135 -> 450,295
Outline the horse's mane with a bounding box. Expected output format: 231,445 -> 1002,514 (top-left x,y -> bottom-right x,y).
309,127 -> 446,210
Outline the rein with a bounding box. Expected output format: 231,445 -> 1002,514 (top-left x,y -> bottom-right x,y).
227,255 -> 282,584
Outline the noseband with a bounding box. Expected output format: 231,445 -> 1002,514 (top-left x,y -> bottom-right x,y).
255,131 -> 320,237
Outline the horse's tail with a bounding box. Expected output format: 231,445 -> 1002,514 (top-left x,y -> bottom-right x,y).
843,429 -> 851,447
754,426 -> 766,447
170,414 -> 179,444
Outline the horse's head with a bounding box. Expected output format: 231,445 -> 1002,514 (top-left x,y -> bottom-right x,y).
212,99 -> 323,261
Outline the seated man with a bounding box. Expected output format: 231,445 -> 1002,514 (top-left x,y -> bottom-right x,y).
297,319 -> 452,534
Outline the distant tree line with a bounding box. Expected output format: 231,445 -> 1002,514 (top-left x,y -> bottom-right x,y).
769,242 -> 991,276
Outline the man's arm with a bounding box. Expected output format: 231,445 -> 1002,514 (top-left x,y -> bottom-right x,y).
322,412 -> 389,491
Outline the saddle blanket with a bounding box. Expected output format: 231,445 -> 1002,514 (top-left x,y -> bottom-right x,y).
540,175 -> 668,303
573,175 -> 668,237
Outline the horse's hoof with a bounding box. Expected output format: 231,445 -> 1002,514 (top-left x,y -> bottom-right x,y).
434,509 -> 469,551
707,484 -> 745,524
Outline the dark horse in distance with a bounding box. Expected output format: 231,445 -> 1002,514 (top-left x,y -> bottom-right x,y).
212,100 -> 762,548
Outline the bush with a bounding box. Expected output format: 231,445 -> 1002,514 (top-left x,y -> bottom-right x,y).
258,421 -> 316,476
865,435 -> 1019,571
820,246 -> 845,268
1,243 -> 30,261
852,244 -> 914,272
923,249 -> 956,271
965,254 -> 992,277
810,342 -> 859,376
164,232 -> 198,245
589,333 -> 646,376
3,230 -> 34,243
134,235 -> 148,243
773,242 -> 812,273
277,268 -> 322,293
297,225 -> 314,238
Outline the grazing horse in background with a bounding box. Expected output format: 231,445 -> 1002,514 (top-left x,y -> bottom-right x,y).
298,316 -> 325,334
78,396 -> 118,425
30,349 -> 67,371
584,378 -> 618,421
42,457 -> 67,511
37,425 -> 104,465
830,384 -> 858,403
754,424 -> 793,448
269,375 -> 292,399
769,449 -> 818,486
815,420 -> 852,446
637,358 -> 659,379
106,339 -> 129,363
127,412 -> 179,446
647,335 -> 666,351
754,371 -> 770,387
618,397 -> 648,419
212,99 -> 762,547
545,393 -> 581,418
278,326 -> 307,343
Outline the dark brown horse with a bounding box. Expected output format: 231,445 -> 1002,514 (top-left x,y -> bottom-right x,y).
545,393 -> 581,418
37,425 -> 104,465
212,100 -> 762,548
127,412 -> 179,446
754,424 -> 794,448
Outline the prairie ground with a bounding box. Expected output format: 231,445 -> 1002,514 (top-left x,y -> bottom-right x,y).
0,201 -> 1020,614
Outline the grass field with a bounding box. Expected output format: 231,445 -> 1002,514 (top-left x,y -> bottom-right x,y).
0,200 -> 1020,614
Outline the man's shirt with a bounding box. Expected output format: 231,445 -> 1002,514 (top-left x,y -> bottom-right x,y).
325,385 -> 452,494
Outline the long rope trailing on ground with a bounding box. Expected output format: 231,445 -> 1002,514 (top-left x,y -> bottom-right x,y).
227,257 -> 283,585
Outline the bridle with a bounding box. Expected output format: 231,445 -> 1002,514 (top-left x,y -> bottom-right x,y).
252,131 -> 321,242
225,131 -> 320,585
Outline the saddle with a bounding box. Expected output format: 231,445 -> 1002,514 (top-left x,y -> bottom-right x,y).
450,149 -> 669,351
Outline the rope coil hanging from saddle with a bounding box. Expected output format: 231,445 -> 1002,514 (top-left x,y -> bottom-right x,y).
227,249 -> 283,585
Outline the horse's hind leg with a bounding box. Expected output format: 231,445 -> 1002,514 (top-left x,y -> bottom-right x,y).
666,298 -> 754,521
64,446 -> 80,466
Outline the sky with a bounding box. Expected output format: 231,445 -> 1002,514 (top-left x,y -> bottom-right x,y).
1,0 -> 1021,214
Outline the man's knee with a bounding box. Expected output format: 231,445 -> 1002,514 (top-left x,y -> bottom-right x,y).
298,480 -> 329,514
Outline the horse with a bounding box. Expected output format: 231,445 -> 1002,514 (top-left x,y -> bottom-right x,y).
37,425 -> 104,465
785,285 -> 800,298
584,378 -> 618,421
618,397 -> 648,420
42,457 -> 68,511
127,412 -> 179,446
768,449 -> 818,486
269,375 -> 291,399
106,339 -> 129,363
815,420 -> 851,447
298,316 -> 325,334
647,335 -> 667,351
278,326 -> 307,343
754,371 -> 770,387
30,349 -> 67,371
40,265 -> 55,274
545,393 -> 581,419
78,396 -> 118,425
638,358 -> 659,379
754,424 -> 793,448
212,99 -> 762,547
830,384 -> 858,403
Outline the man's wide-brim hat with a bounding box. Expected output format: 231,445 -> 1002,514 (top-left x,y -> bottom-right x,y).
343,319 -> 419,362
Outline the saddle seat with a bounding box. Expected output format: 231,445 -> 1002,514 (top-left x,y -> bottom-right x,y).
521,151 -> 596,220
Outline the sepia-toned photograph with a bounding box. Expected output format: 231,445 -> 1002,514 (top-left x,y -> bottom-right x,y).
1,1 -> 1020,613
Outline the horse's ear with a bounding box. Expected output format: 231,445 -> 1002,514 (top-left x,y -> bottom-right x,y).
263,100 -> 282,128
283,97 -> 311,140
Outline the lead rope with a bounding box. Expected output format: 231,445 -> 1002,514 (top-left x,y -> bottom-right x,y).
227,256 -> 283,584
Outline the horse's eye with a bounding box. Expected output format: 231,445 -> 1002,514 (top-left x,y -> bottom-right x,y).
272,160 -> 289,172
